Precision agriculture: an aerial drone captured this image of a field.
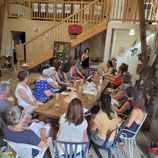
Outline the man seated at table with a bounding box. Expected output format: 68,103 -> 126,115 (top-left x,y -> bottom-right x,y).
34,69 -> 55,103
0,81 -> 13,123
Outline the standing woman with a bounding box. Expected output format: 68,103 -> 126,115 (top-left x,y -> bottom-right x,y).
15,71 -> 39,114
90,94 -> 118,146
57,98 -> 88,156
81,48 -> 91,69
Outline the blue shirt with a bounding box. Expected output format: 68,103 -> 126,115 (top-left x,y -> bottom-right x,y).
3,126 -> 41,157
34,80 -> 53,103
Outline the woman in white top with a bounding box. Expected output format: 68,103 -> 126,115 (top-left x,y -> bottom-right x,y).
15,71 -> 39,114
57,98 -> 88,156
47,67 -> 62,91
104,60 -> 114,75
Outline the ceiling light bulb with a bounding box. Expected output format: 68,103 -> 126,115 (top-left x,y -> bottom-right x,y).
129,29 -> 135,36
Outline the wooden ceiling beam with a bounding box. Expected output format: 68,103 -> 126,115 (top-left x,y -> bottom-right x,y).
0,0 -> 5,55
138,0 -> 148,72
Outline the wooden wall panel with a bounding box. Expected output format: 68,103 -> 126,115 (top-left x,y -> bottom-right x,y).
0,0 -> 5,55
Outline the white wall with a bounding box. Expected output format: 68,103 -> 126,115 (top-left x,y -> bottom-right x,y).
111,29 -> 155,81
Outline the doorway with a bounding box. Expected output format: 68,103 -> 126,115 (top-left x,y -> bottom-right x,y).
11,31 -> 25,65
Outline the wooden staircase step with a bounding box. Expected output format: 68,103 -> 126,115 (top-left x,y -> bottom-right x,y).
69,21 -> 107,48
26,49 -> 53,70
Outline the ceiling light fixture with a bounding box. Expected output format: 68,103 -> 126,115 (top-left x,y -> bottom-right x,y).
129,29 -> 135,36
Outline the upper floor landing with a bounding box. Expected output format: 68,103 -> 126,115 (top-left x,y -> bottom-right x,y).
7,0 -> 158,24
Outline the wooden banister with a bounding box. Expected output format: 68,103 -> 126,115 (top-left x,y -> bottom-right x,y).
23,0 -> 98,45
16,0 -> 109,70
15,0 -> 157,71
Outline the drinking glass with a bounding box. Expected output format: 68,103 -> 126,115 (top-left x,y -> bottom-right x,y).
81,79 -> 83,84
88,96 -> 92,104
55,103 -> 60,111
98,85 -> 101,91
94,90 -> 97,96
55,93 -> 59,99
79,86 -> 82,92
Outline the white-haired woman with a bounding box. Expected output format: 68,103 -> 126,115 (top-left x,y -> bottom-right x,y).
34,69 -> 55,103
47,67 -> 62,91
3,106 -> 47,157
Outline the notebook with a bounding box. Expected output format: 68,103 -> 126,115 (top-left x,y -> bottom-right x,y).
29,122 -> 50,137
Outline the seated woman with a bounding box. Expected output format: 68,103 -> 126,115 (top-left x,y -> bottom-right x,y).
70,61 -> 85,80
47,67 -> 62,91
53,62 -> 71,87
15,71 -> 40,114
105,64 -> 128,87
62,62 -> 75,83
76,57 -> 87,76
112,87 -> 134,122
3,106 -> 47,157
34,69 -> 55,103
90,94 -> 118,146
104,60 -> 114,75
119,90 -> 147,145
109,73 -> 132,105
57,98 -> 88,156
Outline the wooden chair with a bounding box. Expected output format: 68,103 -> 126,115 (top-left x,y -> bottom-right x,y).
7,78 -> 19,105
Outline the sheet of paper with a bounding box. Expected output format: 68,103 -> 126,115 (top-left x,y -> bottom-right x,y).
60,92 -> 69,96
82,90 -> 95,95
30,122 -> 50,137
83,108 -> 88,113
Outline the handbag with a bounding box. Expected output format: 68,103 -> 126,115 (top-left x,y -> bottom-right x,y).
150,148 -> 158,158
0,146 -> 15,158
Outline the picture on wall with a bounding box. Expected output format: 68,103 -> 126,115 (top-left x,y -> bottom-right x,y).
48,4 -> 54,13
118,47 -> 126,56
56,4 -> 62,14
41,3 -> 46,13
95,5 -> 101,15
73,4 -> 80,13
33,3 -> 38,12
65,4 -> 71,14
53,41 -> 71,63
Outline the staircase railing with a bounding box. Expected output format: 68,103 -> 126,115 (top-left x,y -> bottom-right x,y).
110,0 -> 157,23
17,0 -> 110,69
8,0 -> 93,21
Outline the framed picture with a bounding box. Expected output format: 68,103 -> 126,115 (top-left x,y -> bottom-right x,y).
48,4 -> 54,13
73,4 -> 80,13
65,4 -> 71,14
33,3 -> 38,12
41,3 -> 46,13
56,4 -> 62,14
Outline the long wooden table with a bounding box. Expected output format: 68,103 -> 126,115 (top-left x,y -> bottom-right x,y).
34,75 -> 108,120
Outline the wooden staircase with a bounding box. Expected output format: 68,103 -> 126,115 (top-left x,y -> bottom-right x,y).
16,0 -> 110,70
16,0 -> 158,71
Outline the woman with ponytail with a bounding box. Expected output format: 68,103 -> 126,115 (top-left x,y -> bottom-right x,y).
90,94 -> 118,146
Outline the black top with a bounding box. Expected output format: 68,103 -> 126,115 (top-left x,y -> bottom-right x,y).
82,57 -> 89,68
118,100 -> 133,118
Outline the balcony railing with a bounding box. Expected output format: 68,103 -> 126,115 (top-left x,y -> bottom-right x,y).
8,0 -> 157,23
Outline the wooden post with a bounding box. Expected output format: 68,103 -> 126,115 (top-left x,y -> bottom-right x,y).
138,0 -> 148,72
0,0 -> 5,54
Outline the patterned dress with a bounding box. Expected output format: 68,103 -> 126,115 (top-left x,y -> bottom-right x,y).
34,80 -> 54,103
